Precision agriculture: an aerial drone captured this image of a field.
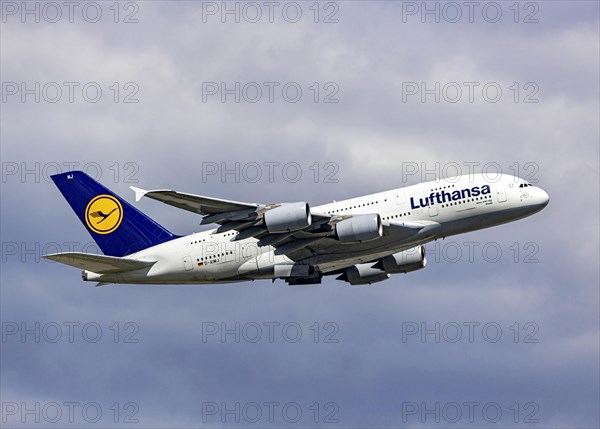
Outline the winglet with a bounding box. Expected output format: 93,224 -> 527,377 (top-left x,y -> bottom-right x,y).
130,186 -> 148,202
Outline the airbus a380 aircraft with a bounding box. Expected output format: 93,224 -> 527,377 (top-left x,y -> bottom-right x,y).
44,171 -> 549,286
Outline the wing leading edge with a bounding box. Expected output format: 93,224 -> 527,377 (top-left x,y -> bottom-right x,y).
130,187 -> 260,215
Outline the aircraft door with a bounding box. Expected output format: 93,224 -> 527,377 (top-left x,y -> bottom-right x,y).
183,255 -> 193,271
496,187 -> 507,203
396,191 -> 405,205
428,203 -> 438,217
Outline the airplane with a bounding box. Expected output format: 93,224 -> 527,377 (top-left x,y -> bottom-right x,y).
43,170 -> 549,286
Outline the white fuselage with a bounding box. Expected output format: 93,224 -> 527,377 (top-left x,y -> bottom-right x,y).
85,174 -> 549,284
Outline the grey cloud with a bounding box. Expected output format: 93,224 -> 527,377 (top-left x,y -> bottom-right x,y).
1,1 -> 598,428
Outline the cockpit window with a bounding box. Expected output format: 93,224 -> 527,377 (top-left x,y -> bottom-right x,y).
519,183 -> 533,188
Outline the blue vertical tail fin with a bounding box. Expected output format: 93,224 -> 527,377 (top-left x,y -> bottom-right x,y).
51,171 -> 178,257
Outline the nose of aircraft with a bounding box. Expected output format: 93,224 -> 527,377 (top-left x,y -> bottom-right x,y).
535,187 -> 550,209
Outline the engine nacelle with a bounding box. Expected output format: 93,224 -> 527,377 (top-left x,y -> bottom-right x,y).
337,263 -> 390,285
335,214 -> 383,242
377,246 -> 426,274
264,202 -> 311,233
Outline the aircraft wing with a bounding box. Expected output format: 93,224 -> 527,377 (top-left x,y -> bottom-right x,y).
130,186 -> 438,260
131,186 -> 332,225
130,187 -> 260,216
43,252 -> 156,274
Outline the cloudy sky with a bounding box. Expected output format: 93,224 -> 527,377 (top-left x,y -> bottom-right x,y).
1,1 -> 598,427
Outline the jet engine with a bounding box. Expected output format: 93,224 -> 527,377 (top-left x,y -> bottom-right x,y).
336,263 -> 390,285
374,246 -> 427,274
264,202 -> 312,233
335,214 -> 383,242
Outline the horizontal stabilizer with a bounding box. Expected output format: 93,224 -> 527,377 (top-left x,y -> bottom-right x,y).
43,252 -> 156,274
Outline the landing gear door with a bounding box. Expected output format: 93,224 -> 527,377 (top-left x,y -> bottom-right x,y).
497,187 -> 507,203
